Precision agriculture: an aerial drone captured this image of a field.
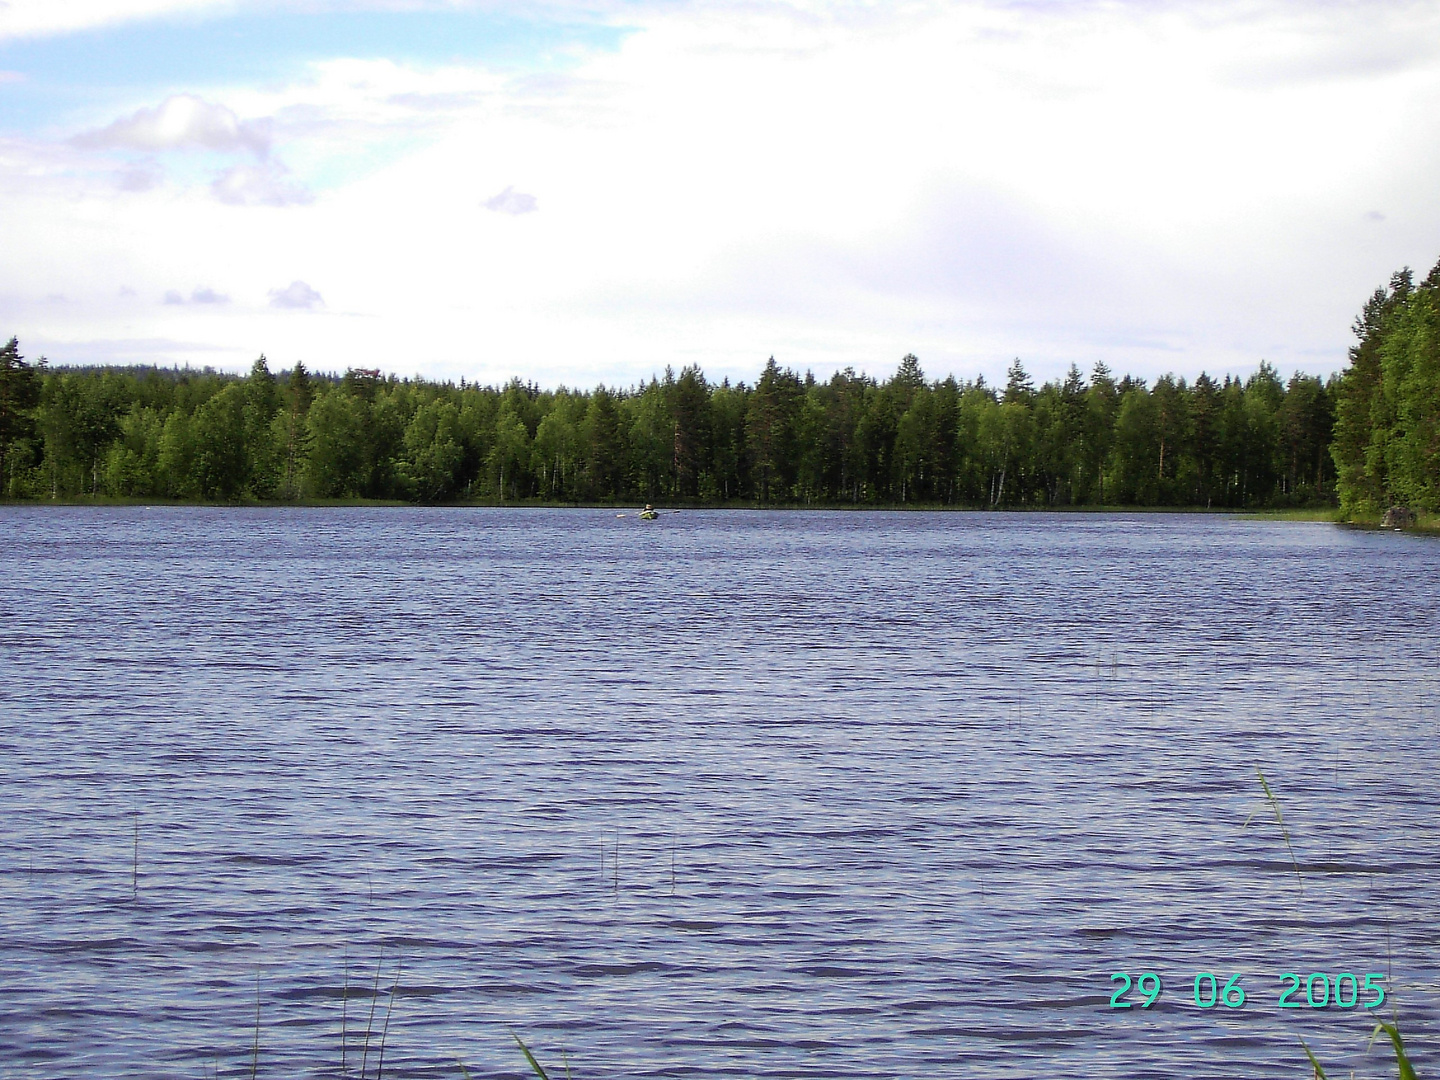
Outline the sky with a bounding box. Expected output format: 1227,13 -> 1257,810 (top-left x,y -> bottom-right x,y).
3,0 -> 1440,390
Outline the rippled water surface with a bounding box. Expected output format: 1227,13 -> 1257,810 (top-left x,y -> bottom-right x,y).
2,506 -> 1439,1079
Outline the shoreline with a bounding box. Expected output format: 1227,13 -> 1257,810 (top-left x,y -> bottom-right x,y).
3,495 -> 1330,511
9,498 -> 1435,533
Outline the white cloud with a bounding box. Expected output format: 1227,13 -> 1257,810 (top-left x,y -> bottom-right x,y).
484,186 -> 538,215
211,161 -> 313,206
9,2 -> 1440,388
269,280 -> 323,308
116,162 -> 163,192
0,0 -> 233,41
20,334 -> 235,366
0,1 -> 640,42
163,287 -> 230,304
75,95 -> 272,157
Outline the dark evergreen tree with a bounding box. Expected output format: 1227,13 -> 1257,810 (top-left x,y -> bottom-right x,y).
275,362 -> 314,499
0,337 -> 41,497
670,365 -> 711,498
1084,362 -> 1118,503
582,386 -> 626,499
746,358 -> 803,502
244,356 -> 281,497
1004,358 -> 1034,404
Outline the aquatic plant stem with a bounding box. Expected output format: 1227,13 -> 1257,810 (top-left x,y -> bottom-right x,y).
375,958 -> 402,1079
250,971 -> 261,1080
1246,767 -> 1303,894
341,950 -> 350,1078
360,950 -> 384,1079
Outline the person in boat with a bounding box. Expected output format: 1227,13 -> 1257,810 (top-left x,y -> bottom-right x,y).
639,503 -> 659,519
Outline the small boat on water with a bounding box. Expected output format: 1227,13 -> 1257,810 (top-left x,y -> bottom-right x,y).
615,503 -> 674,520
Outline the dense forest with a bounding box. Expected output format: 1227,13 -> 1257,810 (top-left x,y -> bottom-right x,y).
0,261 -> 1434,511
0,345 -> 1337,509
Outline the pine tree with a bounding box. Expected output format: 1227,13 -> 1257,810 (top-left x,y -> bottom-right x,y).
746,357 -> 803,502
1332,272 -> 1411,514
244,356 -> 281,497
0,337 -> 41,496
894,353 -> 926,389
1004,358 -> 1034,404
275,361 -> 314,499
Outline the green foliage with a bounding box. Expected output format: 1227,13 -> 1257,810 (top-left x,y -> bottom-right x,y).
747,357 -> 804,502
244,356 -> 282,498
489,397 -> 531,502
404,398 -> 467,501
157,410 -> 197,498
0,337 -> 43,497
1333,263 -> 1440,515
1301,1018 -> 1421,1080
670,364 -> 711,498
192,384 -> 248,500
0,343 -> 1347,507
103,408 -> 164,496
1112,384 -> 1160,505
582,386 -> 626,498
626,375 -> 671,499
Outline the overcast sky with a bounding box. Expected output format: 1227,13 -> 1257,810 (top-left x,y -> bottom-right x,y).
3,0 -> 1439,389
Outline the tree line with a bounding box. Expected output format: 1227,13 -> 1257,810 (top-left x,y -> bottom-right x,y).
0,336 -> 1346,508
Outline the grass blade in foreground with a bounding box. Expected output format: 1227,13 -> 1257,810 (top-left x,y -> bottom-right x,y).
1371,1020 -> 1420,1080
1299,1038 -> 1329,1079
1303,1019 -> 1422,1079
513,1034 -> 552,1080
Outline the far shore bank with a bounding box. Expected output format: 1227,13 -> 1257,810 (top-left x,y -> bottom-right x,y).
15,496 -> 1440,534
0,495 -> 1375,516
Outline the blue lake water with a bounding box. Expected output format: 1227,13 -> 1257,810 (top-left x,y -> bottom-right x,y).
1,506 -> 1438,1079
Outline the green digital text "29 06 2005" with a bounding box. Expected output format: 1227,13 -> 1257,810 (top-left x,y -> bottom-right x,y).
1108,971 -> 1387,1010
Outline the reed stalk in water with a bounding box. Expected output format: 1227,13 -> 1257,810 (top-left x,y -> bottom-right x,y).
1246,767 -> 1303,893
359,951 -> 384,1078
250,972 -> 261,1080
375,958 -> 402,1079
341,951 -> 350,1078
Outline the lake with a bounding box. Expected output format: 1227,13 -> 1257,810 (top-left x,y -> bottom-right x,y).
1,507 -> 1437,1079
